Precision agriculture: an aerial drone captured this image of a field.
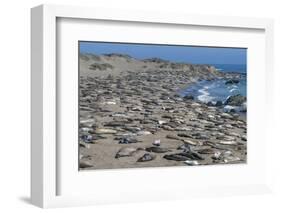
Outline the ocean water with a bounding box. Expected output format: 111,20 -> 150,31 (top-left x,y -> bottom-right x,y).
211,64 -> 246,74
180,64 -> 247,108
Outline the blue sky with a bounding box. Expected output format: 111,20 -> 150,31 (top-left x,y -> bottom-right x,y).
79,41 -> 246,65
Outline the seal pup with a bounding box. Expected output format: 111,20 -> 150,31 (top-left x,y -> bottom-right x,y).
137,153 -> 156,162
115,147 -> 144,158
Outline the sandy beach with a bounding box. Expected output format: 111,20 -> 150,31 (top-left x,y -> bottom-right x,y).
79,53 -> 247,170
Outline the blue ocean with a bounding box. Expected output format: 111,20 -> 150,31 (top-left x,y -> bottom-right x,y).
180,64 -> 247,108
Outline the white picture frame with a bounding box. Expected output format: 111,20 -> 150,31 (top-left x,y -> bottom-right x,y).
31,4 -> 274,208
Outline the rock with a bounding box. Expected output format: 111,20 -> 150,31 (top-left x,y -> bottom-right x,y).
183,95 -> 194,100
174,127 -> 192,131
115,132 -> 136,138
225,79 -> 239,85
146,147 -> 171,153
95,128 -> 117,134
225,94 -> 246,106
123,126 -> 142,132
137,153 -> 156,162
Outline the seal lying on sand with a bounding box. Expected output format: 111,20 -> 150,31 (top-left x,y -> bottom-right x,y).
164,151 -> 204,161
197,148 -> 216,154
164,154 -> 189,161
177,143 -> 191,152
80,160 -> 94,168
137,153 -> 156,162
145,147 -> 171,153
184,160 -> 199,166
115,147 -> 144,158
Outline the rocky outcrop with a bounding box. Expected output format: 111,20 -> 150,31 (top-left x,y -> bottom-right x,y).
225,94 -> 246,106
225,79 -> 240,85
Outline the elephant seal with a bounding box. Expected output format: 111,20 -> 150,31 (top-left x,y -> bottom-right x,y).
164,151 -> 204,161
179,151 -> 204,160
152,139 -> 161,146
197,148 -> 216,154
137,153 -> 156,162
163,153 -> 189,161
115,147 -> 144,158
177,143 -> 191,152
145,147 -> 171,153
79,160 -> 94,168
184,160 -> 200,166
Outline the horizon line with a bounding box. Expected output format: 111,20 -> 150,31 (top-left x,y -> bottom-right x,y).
80,51 -> 247,65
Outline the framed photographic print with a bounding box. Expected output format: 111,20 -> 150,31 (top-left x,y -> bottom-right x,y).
31,4 -> 274,208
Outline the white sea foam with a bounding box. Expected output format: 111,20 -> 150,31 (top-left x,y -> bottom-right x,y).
198,87 -> 214,103
229,88 -> 239,93
224,105 -> 237,112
